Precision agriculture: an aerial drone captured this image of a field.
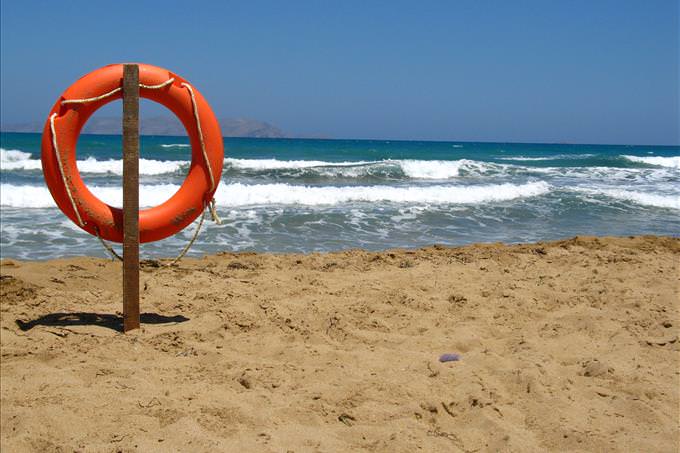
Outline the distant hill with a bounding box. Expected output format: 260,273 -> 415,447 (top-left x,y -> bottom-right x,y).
1,116 -> 286,138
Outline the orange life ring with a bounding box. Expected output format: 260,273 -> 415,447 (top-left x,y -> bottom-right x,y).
41,63 -> 224,243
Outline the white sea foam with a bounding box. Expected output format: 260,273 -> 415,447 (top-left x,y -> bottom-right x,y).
1,185 -> 54,208
1,181 -> 551,208
529,165 -> 676,183
497,154 -> 595,161
0,149 -> 187,175
225,157 -> 502,179
77,157 -> 186,175
622,155 -> 680,168
160,143 -> 191,148
5,153 -> 491,179
5,149 -> 679,184
5,153 -> 479,179
225,158 -> 368,170
0,183 -> 181,208
225,158 -> 679,181
1,158 -> 42,171
216,181 -> 550,205
399,159 -> 468,178
1,148 -> 33,163
575,187 -> 680,210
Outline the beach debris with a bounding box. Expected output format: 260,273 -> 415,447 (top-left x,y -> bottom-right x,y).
420,402 -> 438,414
439,353 -> 461,363
594,387 -> 612,398
447,294 -> 467,306
45,328 -> 69,338
532,247 -> 547,255
338,413 -> 356,426
426,362 -> 440,377
238,374 -> 252,389
140,259 -> 161,268
137,397 -> 161,408
644,335 -> 678,346
111,433 -> 129,443
441,401 -> 456,418
321,261 -> 338,271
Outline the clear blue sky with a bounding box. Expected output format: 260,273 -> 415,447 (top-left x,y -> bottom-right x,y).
1,0 -> 678,145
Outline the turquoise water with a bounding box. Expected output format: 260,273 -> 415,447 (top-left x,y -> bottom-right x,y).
1,132 -> 679,260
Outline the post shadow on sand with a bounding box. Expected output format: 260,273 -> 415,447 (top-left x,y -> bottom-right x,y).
16,312 -> 189,333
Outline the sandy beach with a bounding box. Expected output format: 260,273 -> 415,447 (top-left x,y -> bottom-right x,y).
1,236 -> 678,452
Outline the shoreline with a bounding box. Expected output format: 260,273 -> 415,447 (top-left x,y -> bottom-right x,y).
1,234 -> 678,263
1,235 -> 679,451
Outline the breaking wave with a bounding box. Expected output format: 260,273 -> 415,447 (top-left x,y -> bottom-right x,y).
622,155 -> 680,168
1,149 -> 187,175
575,187 -> 680,210
1,181 -> 551,208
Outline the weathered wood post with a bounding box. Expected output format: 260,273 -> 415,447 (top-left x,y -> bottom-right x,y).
122,64 -> 140,332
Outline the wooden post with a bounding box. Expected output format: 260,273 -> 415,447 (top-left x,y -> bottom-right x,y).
122,64 -> 140,332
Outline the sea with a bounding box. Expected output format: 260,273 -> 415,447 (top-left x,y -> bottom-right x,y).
1,132 -> 678,260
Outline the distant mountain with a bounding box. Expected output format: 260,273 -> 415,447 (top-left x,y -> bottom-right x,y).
1,116 -> 287,138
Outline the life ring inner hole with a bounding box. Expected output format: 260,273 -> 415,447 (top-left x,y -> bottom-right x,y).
75,98 -> 192,210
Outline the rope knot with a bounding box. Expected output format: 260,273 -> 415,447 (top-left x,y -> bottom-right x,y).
208,198 -> 222,225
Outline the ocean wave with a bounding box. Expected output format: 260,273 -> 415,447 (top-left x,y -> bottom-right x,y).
0,181 -> 551,208
5,150 -> 678,183
0,183 -> 180,208
622,155 -> 680,168
4,152 -> 484,179
527,165 -> 677,183
6,152 -> 490,179
226,158 -> 370,170
225,157 -> 504,179
1,148 -> 33,163
575,187 -> 680,210
399,159 -> 473,178
160,144 -> 191,148
215,181 -> 550,205
1,151 -> 187,175
225,158 -> 678,181
497,154 -> 595,161
77,157 -> 186,175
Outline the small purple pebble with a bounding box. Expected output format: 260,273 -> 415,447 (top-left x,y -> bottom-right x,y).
439,353 -> 461,363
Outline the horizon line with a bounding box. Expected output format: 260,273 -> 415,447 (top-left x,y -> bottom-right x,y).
1,129 -> 679,148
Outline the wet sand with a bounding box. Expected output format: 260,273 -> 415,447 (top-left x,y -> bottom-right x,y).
1,236 -> 679,452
